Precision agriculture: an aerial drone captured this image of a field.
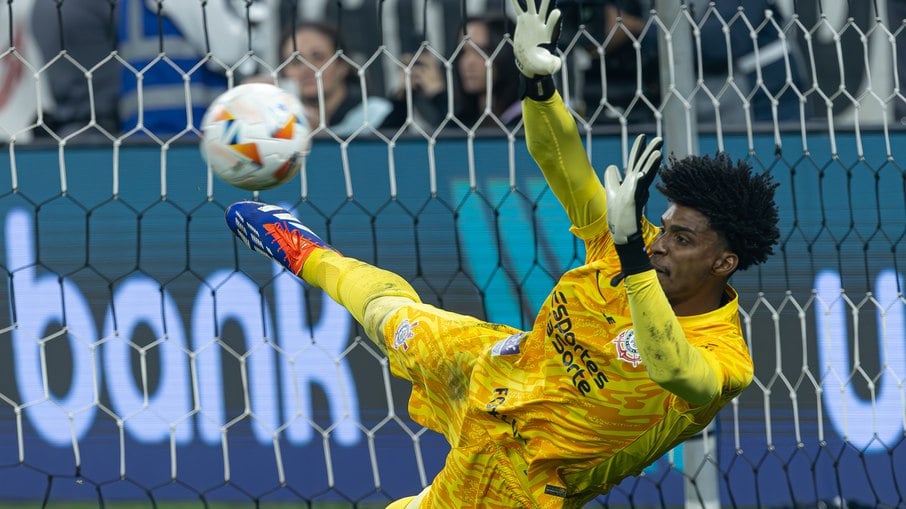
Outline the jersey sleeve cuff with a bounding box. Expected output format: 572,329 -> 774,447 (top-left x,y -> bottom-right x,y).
520,74 -> 557,101
614,234 -> 653,275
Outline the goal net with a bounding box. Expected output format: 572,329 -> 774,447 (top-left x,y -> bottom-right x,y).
0,0 -> 904,507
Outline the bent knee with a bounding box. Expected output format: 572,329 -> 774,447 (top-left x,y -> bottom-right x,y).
364,296 -> 412,347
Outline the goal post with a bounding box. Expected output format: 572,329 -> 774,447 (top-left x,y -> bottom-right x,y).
649,1 -> 722,507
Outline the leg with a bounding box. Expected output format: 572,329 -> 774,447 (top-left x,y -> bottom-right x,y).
225,201 -> 420,350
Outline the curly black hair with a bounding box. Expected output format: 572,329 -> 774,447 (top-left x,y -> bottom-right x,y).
656,153 -> 780,271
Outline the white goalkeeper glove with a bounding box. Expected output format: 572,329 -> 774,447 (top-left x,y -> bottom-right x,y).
604,134 -> 663,275
511,0 -> 562,78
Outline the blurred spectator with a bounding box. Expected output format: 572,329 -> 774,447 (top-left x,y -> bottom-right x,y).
694,0 -> 806,124
278,21 -> 393,136
382,39 -> 448,133
383,15 -> 522,133
31,0 -> 119,140
117,0 -> 254,138
559,0 -> 660,124
452,15 -> 522,130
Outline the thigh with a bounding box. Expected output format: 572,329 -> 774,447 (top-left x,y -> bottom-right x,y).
382,303 -> 522,438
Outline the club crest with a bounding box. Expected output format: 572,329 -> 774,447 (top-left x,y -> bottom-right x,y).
612,329 -> 642,367
393,319 -> 419,351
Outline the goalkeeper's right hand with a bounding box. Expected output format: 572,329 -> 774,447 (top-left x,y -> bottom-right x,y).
511,0 -> 562,78
604,134 -> 663,276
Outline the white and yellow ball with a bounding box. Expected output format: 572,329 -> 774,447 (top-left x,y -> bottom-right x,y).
200,83 -> 311,191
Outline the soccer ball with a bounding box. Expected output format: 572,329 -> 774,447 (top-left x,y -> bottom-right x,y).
200,83 -> 311,191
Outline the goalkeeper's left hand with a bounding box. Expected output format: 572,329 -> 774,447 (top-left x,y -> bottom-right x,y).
604,134 -> 663,275
511,0 -> 562,78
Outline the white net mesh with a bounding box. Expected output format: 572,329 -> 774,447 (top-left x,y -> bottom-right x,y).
0,0 -> 904,507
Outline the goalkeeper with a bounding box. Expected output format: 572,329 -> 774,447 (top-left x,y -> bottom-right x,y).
224,0 -> 780,506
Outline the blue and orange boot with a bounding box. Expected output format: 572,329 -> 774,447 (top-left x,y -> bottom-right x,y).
225,201 -> 336,275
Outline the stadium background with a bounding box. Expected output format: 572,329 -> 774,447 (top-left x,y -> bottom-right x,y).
1,0 -> 905,507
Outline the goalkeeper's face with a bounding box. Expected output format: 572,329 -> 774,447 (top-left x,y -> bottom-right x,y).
649,204 -> 738,312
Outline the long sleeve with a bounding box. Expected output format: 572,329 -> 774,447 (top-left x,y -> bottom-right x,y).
624,270 -> 720,406
523,93 -> 607,230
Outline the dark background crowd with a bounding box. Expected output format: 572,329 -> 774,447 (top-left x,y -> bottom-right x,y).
1,0 -> 900,143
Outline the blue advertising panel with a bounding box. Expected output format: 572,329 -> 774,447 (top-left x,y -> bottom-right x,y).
0,132 -> 903,506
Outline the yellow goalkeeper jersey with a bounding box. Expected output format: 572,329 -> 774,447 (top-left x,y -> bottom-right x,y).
380,93 -> 754,508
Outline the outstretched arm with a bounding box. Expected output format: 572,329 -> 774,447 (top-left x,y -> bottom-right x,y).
624,272 -> 720,405
513,0 -> 606,230
523,96 -> 606,230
